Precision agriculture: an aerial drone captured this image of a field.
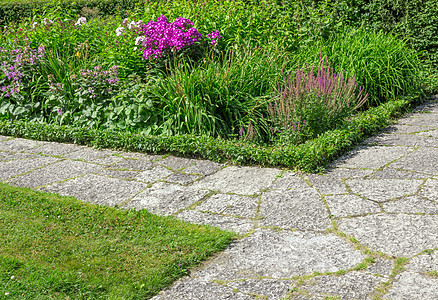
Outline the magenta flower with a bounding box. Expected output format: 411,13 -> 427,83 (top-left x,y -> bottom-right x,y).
57,108 -> 63,116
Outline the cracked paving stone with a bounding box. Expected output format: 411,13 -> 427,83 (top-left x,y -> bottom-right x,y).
152,278 -> 253,300
176,210 -> 254,234
195,194 -> 258,218
259,188 -> 330,230
117,151 -> 161,161
227,279 -> 293,300
337,214 -> 438,257
366,168 -> 431,179
134,166 -> 173,183
269,172 -> 310,190
191,166 -> 281,195
29,142 -> 84,156
110,159 -> 155,171
322,168 -> 374,179
345,179 -> 422,202
389,147 -> 438,175
0,156 -> 60,181
303,174 -> 347,195
183,160 -> 223,176
7,160 -> 102,188
396,112 -> 438,126
382,196 -> 438,214
330,145 -> 412,169
408,251 -> 438,273
122,182 -> 209,216
192,229 -> 366,281
0,138 -> 46,152
384,271 -> 438,299
0,152 -> 39,161
157,156 -> 197,171
325,194 -> 381,217
164,173 -> 200,185
63,148 -> 123,165
364,133 -> 438,147
96,169 -> 140,180
366,258 -> 394,278
291,271 -> 386,300
419,178 -> 438,201
42,174 -> 146,206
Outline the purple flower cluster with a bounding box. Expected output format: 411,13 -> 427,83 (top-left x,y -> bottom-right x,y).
206,30 -> 223,45
137,15 -> 202,59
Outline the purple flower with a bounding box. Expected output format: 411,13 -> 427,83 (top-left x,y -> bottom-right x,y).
57,108 -> 63,116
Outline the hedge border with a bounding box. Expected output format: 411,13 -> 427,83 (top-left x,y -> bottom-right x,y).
0,92 -> 427,173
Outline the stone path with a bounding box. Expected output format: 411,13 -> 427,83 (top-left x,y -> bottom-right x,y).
0,96 -> 437,299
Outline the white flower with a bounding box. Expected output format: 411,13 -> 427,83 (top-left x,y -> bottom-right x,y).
135,36 -> 144,45
75,17 -> 87,26
4,292 -> 9,296
116,27 -> 125,36
43,18 -> 53,25
133,47 -> 137,51
10,276 -> 14,280
32,22 -> 38,29
128,21 -> 136,30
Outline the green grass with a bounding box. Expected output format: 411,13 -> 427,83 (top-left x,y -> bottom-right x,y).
0,182 -> 234,299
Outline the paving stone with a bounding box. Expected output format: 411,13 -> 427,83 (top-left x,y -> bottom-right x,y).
415,129 -> 438,138
193,229 -> 366,281
304,175 -> 347,195
0,135 -> 11,141
0,138 -> 45,152
384,271 -> 438,299
382,196 -> 438,214
0,152 -> 39,161
382,124 -> 435,134
322,168 -> 374,179
366,258 -> 394,277
134,166 -> 173,183
337,214 -> 438,257
227,279 -> 293,300
152,278 -> 253,300
259,189 -> 330,230
96,168 -> 140,180
367,168 -> 431,179
29,142 -> 84,156
269,172 -> 310,190
325,194 -> 381,217
183,160 -> 224,176
110,159 -> 154,171
42,174 -> 146,206
364,133 -> 438,147
176,210 -> 254,234
195,194 -> 258,218
330,146 -> 412,169
164,173 -> 200,185
293,271 -> 386,299
395,112 -> 438,126
158,156 -> 197,171
7,160 -> 101,188
117,151 -> 161,160
0,156 -> 60,181
63,148 -> 122,165
419,178 -> 438,201
346,179 -> 422,202
389,148 -> 438,175
191,166 -> 281,195
122,182 -> 209,216
408,252 -> 438,273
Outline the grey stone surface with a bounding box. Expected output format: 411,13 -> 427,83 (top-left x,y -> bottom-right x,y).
364,133 -> 438,147
330,145 -> 412,169
157,156 -> 197,171
122,182 -> 209,215
29,142 -> 84,156
269,172 -> 310,190
415,129 -> 438,138
0,138 -> 45,152
389,147 -> 438,175
164,173 -> 200,185
304,174 -> 347,195
176,210 -> 254,234
325,194 -> 381,217
383,124 -> 435,134
383,196 -> 438,214
96,168 -> 140,180
227,279 -> 293,300
183,160 -> 223,176
367,168 -> 431,179
0,156 -> 60,181
191,166 -> 280,195
293,271 -> 386,299
337,214 -> 438,257
323,168 -> 374,179
7,160 -> 101,188
384,271 -> 438,299
0,152 -> 38,161
259,188 -> 330,230
110,159 -> 154,171
419,178 -> 438,201
0,135 -> 11,141
366,258 -> 394,277
195,194 -> 258,218
134,166 -> 173,183
63,148 -> 123,165
396,112 -> 438,126
193,229 -> 366,280
117,151 -> 161,161
408,252 -> 438,273
42,174 -> 146,206
346,179 -> 422,202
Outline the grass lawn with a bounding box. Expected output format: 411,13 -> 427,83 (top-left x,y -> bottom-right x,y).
0,182 -> 234,299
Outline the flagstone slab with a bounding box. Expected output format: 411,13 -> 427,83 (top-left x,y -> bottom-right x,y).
134,166 -> 173,183
396,113 -> 438,126
110,159 -> 155,171
389,148 -> 438,175
259,189 -> 330,230
325,194 -> 381,217
345,179 -> 422,202
419,178 -> 438,201
0,156 -> 60,181
192,229 -> 366,281
415,129 -> 438,138
190,166 -> 280,195
63,148 -> 123,165
157,156 -> 197,171
0,138 -> 46,152
382,124 -> 436,134
176,210 -> 254,234
367,168 -> 431,179
96,168 -> 140,180
0,152 -> 39,161
7,160 -> 101,188
366,258 -> 394,277
183,160 -> 223,176
364,133 -> 438,147
292,271 -> 386,299
268,172 -> 310,191
164,173 -> 200,185
227,279 -> 293,300
195,194 -> 258,218
303,175 -> 347,195
29,142 -> 84,156
382,196 -> 438,214
117,151 -> 161,161
323,168 -> 374,179
42,174 -> 146,206
122,182 -> 209,216
408,251 -> 438,273
0,135 -> 11,141
337,214 -> 438,257
384,271 -> 438,299
330,146 -> 412,169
